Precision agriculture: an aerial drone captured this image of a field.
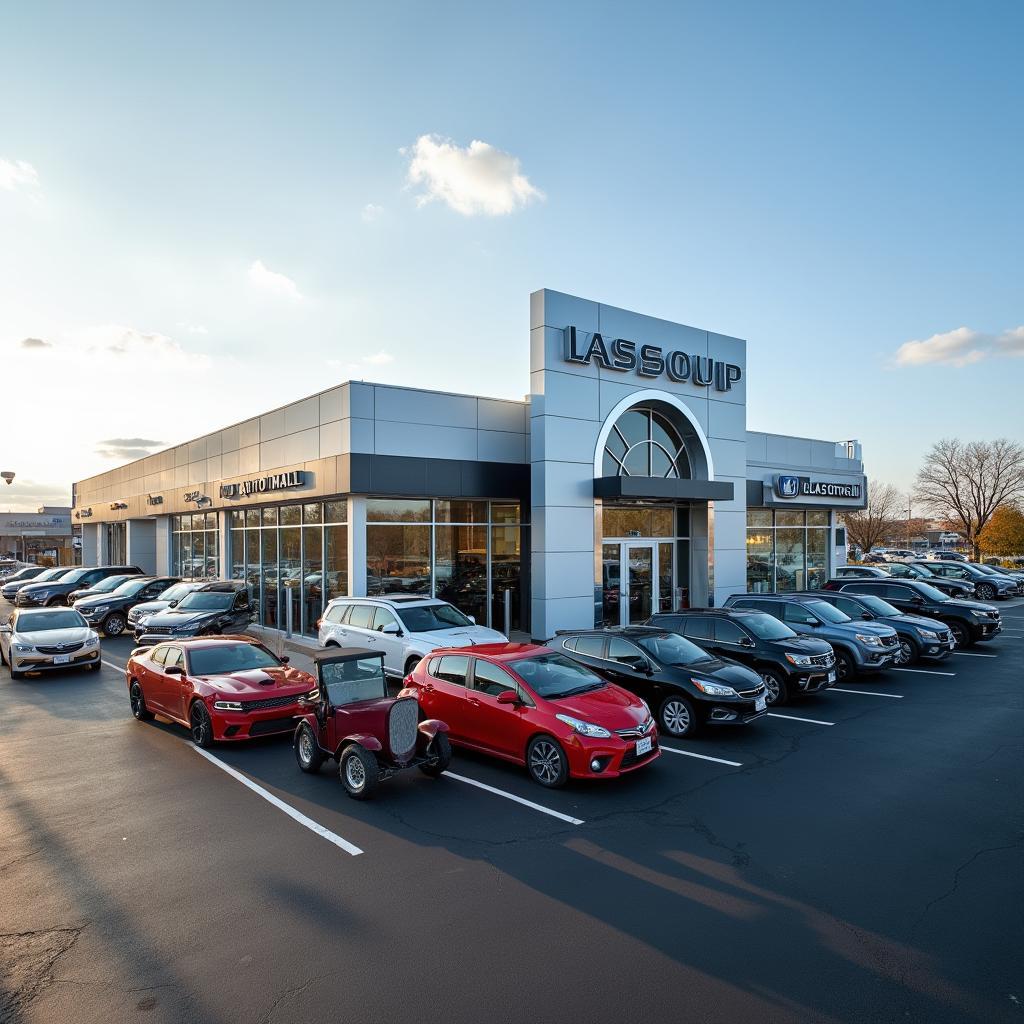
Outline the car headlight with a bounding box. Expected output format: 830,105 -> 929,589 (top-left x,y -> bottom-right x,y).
691,678 -> 738,697
174,623 -> 194,632
785,652 -> 813,666
917,629 -> 938,640
213,700 -> 244,711
555,713 -> 612,738
13,643 -> 35,652
855,633 -> 883,647
91,606 -> 109,616
84,635 -> 100,647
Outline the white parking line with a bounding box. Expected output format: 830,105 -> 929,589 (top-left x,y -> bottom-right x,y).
830,687 -> 904,698
766,712 -> 835,726
952,651 -> 997,658
891,667 -> 956,677
659,746 -> 743,767
102,659 -> 126,672
442,771 -> 584,825
192,746 -> 363,856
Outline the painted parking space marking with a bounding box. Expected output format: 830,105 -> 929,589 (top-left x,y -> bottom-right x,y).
952,651 -> 997,658
102,659 -> 126,672
766,712 -> 835,726
442,771 -> 584,825
892,667 -> 956,677
193,746 -> 364,856
659,746 -> 743,767
830,687 -> 904,698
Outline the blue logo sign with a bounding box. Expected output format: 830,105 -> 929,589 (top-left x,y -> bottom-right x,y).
776,475 -> 800,498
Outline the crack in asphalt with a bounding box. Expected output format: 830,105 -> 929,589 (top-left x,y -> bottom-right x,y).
0,925 -> 86,1021
257,978 -> 314,1024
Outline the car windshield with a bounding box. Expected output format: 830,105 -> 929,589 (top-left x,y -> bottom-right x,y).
57,567 -> 90,585
158,582 -> 195,602
634,631 -> 711,665
971,564 -> 998,575
743,613 -> 797,640
909,582 -> 948,602
176,592 -> 234,611
321,656 -> 385,706
804,600 -> 850,623
398,603 -> 473,632
508,652 -> 606,698
188,644 -> 281,675
89,575 -> 133,593
18,610 -> 87,631
902,564 -> 931,576
856,595 -> 900,616
33,567 -> 67,583
110,577 -> 154,597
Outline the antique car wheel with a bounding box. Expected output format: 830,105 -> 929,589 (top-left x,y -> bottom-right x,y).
295,724 -> 325,773
340,745 -> 379,800
659,694 -> 697,738
760,669 -> 787,706
526,735 -> 568,788
189,702 -> 214,748
103,612 -> 127,636
419,732 -> 452,778
130,681 -> 154,721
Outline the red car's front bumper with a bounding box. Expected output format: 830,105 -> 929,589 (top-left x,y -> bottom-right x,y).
563,729 -> 661,779
209,704 -> 305,741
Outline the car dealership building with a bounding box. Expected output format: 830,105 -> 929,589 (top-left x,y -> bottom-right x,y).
72,289 -> 866,639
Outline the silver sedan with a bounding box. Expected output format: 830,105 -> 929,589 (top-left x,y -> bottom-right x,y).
0,607 -> 102,680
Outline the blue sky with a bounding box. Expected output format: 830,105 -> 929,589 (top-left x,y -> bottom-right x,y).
1,0 -> 1021,510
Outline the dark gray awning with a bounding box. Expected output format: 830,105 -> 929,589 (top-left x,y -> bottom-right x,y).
593,477 -> 734,501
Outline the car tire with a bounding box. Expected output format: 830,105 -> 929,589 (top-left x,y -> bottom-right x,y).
103,612 -> 127,637
340,744 -> 379,800
404,656 -> 420,678
526,735 -> 569,787
324,640 -> 340,648
45,598 -> 63,607
10,666 -> 24,680
949,620 -> 972,647
419,732 -> 452,778
189,701 -> 214,748
834,649 -> 856,681
295,723 -> 325,773
976,583 -> 996,601
759,668 -> 788,706
129,680 -> 154,721
659,694 -> 698,738
897,636 -> 919,665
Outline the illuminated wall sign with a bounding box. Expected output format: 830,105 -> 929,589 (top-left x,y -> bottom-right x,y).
220,470 -> 306,499
147,494 -> 163,506
774,475 -> 862,500
563,326 -> 742,392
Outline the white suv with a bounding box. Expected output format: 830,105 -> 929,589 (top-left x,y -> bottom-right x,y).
318,595 -> 508,679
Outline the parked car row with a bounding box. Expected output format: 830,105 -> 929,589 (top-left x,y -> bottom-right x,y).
838,557 -> 1022,601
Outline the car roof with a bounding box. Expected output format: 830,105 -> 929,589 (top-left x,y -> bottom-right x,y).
552,626 -> 669,638
195,580 -> 246,591
657,607 -> 760,618
730,592 -> 826,602
167,635 -> 262,649
327,594 -> 443,606
428,642 -> 547,662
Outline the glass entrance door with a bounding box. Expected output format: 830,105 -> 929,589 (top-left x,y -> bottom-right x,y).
601,541 -> 670,627
625,543 -> 655,624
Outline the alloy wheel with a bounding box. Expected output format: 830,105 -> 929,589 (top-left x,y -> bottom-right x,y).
298,729 -> 314,766
345,755 -> 366,791
190,705 -> 210,746
130,682 -> 143,718
528,740 -> 562,785
898,640 -> 913,665
661,698 -> 691,736
105,614 -> 125,636
760,673 -> 781,703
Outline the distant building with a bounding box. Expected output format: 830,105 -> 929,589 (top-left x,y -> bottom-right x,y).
0,508 -> 75,564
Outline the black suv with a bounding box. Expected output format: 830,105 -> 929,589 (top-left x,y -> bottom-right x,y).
137,581 -> 255,645
882,561 -> 976,598
645,608 -> 835,706
804,589 -> 954,664
821,578 -> 1002,646
913,561 -> 1017,601
73,575 -> 180,637
17,565 -> 143,607
546,626 -> 766,739
1,565 -> 70,601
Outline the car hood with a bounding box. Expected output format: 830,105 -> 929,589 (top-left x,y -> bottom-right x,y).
667,657 -> 762,688
16,626 -> 94,646
816,621 -> 897,640
1,580 -> 37,594
766,636 -> 833,656
76,593 -> 131,610
941,598 -> 1000,614
883,613 -> 950,631
146,608 -> 222,627
132,600 -> 171,616
548,683 -> 649,730
409,626 -> 508,647
194,665 -> 315,696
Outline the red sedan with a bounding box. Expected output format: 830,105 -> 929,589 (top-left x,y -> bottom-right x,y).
406,643 -> 659,786
126,636 -> 319,748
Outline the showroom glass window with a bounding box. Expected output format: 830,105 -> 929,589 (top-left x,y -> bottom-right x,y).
171,512 -> 219,579
365,499 -> 523,630
229,501 -> 348,638
601,406 -> 692,479
745,509 -> 832,592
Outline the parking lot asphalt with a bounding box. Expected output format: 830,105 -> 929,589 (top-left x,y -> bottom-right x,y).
1,602 -> 1022,1024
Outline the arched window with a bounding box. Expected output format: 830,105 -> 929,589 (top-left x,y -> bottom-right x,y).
602,406 -> 691,478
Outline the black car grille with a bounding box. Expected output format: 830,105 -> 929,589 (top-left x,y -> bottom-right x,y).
615,717 -> 655,740
620,737 -> 659,769
880,634 -> 898,647
36,642 -> 84,655
147,626 -> 173,636
241,691 -> 313,712
810,653 -> 834,667
735,683 -> 766,699
248,717 -> 299,736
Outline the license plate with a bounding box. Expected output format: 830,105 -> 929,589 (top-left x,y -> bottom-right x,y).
828,671 -> 836,682
53,654 -> 70,664
755,695 -> 766,712
636,736 -> 652,756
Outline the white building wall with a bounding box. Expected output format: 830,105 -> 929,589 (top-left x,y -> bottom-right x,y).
126,520 -> 157,574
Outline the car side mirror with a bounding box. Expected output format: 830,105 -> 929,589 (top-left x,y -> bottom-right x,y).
468,615 -> 476,625
623,655 -> 651,673
496,690 -> 521,706
164,665 -> 184,676
380,622 -> 401,636
169,600 -> 178,607
861,612 -> 874,620
280,655 -> 290,664
740,636 -> 756,647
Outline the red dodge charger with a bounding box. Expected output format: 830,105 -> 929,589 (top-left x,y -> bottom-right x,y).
126,636 -> 319,747
406,643 -> 659,786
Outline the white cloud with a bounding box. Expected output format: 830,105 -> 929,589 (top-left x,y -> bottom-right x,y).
362,203 -> 384,223
404,134 -> 544,216
78,324 -> 210,368
327,350 -> 395,375
176,321 -> 209,335
892,324 -> 1024,368
248,259 -> 303,300
0,158 -> 40,194
362,350 -> 394,365
892,327 -> 987,368
19,337 -> 52,350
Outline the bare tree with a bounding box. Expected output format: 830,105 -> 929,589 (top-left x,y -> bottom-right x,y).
914,438 -> 1024,559
842,480 -> 902,556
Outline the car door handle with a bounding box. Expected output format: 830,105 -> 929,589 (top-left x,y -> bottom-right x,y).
468,698 -> 481,708
421,683 -> 434,693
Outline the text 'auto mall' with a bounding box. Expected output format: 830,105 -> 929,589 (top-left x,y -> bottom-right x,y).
72,290 -> 867,640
